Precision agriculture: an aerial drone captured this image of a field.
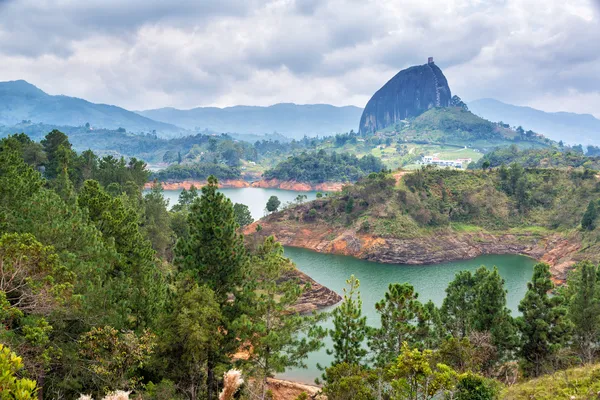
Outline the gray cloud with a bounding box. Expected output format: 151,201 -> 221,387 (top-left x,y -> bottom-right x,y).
0,0 -> 598,117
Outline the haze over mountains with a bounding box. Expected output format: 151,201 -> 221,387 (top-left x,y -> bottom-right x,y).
0,80 -> 182,134
469,98 -> 600,145
138,104 -> 363,139
1,79 -> 598,145
0,80 -> 363,139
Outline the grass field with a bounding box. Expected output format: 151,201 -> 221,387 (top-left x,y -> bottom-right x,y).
502,364 -> 600,399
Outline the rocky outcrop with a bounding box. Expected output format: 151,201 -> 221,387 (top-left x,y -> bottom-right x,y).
288,269 -> 341,313
359,61 -> 451,134
266,378 -> 324,400
246,218 -> 581,282
251,179 -> 344,192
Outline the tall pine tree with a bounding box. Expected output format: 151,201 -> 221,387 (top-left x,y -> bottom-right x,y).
238,236 -> 326,399
567,261 -> 600,364
327,275 -> 368,366
368,283 -> 431,367
174,175 -> 248,400
517,262 -> 572,377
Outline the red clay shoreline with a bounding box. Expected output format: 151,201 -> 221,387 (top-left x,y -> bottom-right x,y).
146,178 -> 345,192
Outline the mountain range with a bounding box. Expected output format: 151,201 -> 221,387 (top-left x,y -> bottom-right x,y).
0,80 -> 363,138
0,80 -> 182,134
468,98 -> 600,146
138,103 -> 363,138
1,79 -> 599,145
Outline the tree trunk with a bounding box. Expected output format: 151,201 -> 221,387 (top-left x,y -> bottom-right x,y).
207,355 -> 216,400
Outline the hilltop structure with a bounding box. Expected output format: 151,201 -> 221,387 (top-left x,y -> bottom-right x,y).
359,58 -> 452,134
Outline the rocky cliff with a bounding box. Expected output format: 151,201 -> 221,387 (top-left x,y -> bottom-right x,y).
246,217 -> 581,283
359,61 -> 451,134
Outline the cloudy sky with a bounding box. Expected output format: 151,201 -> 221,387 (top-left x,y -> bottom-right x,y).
0,0 -> 599,116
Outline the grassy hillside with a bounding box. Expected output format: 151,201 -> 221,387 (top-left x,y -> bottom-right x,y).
502,364 -> 600,399
382,107 -> 553,150
266,166 -> 598,242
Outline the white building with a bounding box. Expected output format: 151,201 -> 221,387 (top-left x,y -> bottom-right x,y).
421,156 -> 467,168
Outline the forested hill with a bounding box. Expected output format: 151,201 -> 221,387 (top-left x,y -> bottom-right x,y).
262,150 -> 386,183
256,166 -> 600,268
267,167 -> 596,233
0,80 -> 183,134
397,107 -> 554,148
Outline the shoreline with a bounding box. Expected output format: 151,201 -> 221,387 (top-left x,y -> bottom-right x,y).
246,218 -> 582,283
145,178 -> 346,192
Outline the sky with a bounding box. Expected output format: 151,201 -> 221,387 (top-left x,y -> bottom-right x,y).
0,0 -> 599,117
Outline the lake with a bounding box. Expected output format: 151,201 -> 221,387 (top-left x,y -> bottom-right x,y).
161,188 -> 536,384
279,248 -> 535,383
160,187 -> 318,220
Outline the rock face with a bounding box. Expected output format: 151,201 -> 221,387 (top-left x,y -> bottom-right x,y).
287,269 -> 341,313
359,61 -> 452,134
251,179 -> 344,192
246,216 -> 581,283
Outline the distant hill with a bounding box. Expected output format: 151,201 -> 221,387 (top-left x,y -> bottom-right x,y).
137,103 -> 363,138
468,98 -> 600,146
394,107 -> 553,151
0,80 -> 183,134
359,61 -> 452,134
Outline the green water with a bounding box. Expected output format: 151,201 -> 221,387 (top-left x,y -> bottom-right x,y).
280,247 -> 536,383
160,188 -> 536,383
160,188 -> 318,220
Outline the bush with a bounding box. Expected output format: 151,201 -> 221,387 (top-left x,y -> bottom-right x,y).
455,373 -> 499,400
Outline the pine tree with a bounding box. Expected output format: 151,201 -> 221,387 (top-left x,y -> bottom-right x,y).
368,283 -> 430,367
172,185 -> 199,212
327,275 -> 368,366
0,137 -> 43,211
51,145 -> 76,204
472,267 -> 517,360
440,271 -> 476,338
239,236 -> 326,399
441,267 -> 516,366
567,261 -> 600,364
233,203 -> 253,228
155,278 -> 223,400
40,129 -> 75,180
78,179 -> 166,329
388,343 -> 457,400
174,175 -> 248,400
517,262 -> 572,377
143,181 -> 174,259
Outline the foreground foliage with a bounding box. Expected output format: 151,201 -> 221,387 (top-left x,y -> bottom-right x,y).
4,130 -> 600,400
